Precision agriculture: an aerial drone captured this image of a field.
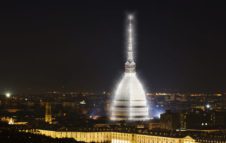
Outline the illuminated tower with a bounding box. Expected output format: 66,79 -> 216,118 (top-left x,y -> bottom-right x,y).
110,14 -> 149,121
45,102 -> 52,124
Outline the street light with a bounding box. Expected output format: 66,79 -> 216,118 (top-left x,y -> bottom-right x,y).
206,104 -> 210,109
5,92 -> 11,98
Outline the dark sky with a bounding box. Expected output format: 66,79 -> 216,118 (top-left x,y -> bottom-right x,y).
0,1 -> 225,93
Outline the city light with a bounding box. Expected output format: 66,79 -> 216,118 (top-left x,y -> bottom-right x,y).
8,118 -> 14,125
5,92 -> 11,98
154,109 -> 164,119
206,104 -> 211,109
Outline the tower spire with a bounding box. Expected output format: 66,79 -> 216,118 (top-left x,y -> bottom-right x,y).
111,13 -> 149,121
125,14 -> 136,73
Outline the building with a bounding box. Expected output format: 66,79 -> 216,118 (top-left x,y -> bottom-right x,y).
184,110 -> 226,129
110,14 -> 149,121
149,119 -> 161,130
160,109 -> 226,130
160,110 -> 181,130
45,102 -> 52,124
24,129 -> 196,143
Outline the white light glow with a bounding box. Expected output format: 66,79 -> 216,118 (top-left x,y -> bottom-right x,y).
156,111 -> 163,119
206,104 -> 210,109
5,92 -> 11,98
128,14 -> 133,20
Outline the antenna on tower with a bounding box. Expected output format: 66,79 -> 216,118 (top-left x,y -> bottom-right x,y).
125,13 -> 136,73
127,14 -> 134,62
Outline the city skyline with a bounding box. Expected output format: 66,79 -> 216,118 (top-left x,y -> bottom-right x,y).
0,1 -> 226,142
0,1 -> 226,93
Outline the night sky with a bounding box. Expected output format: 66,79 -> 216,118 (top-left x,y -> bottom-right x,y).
0,1 -> 225,93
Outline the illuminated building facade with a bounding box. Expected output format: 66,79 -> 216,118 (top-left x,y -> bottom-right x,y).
26,129 -> 196,143
45,102 -> 52,124
110,14 -> 149,121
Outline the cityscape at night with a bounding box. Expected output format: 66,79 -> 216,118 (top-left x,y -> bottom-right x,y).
0,1 -> 226,143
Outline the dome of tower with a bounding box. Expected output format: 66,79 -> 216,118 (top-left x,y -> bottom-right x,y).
115,73 -> 146,102
111,72 -> 149,121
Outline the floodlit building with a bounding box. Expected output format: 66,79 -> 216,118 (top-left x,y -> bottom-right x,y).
25,129 -> 196,143
45,102 -> 52,124
110,14 -> 149,121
